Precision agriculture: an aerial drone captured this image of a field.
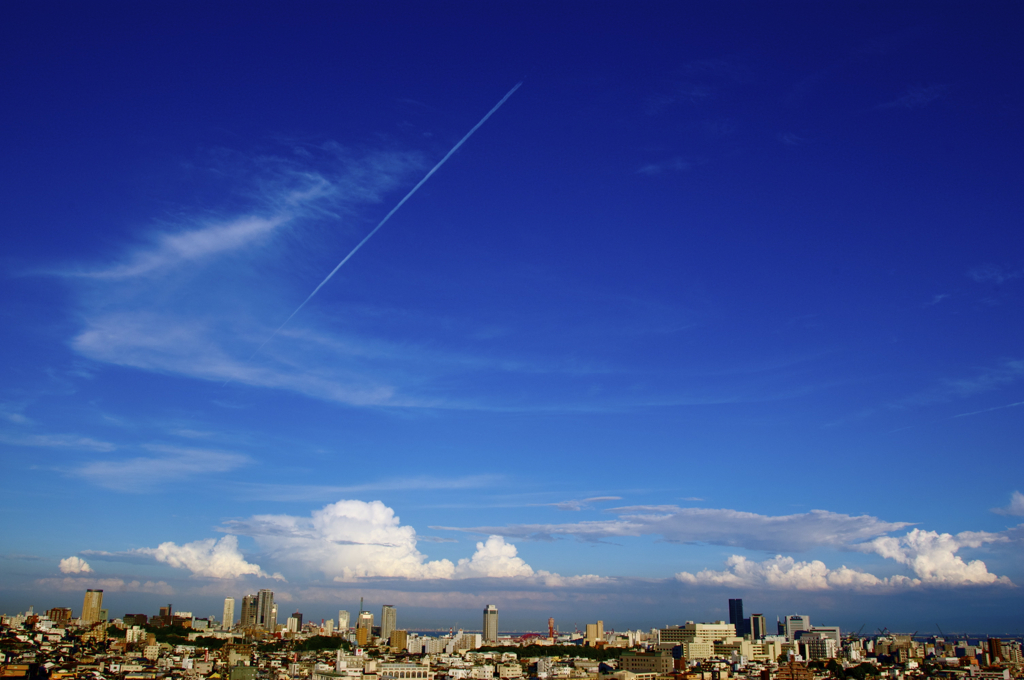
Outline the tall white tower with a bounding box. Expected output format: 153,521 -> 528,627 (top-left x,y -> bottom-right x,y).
222,598 -> 235,630
483,604 -> 498,643
338,610 -> 350,630
381,605 -> 397,643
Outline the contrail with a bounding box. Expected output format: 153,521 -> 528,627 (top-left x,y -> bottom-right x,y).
227,82 -> 522,382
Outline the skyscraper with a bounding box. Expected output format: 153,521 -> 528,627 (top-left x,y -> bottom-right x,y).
728,599 -> 743,628
728,598 -> 749,636
82,589 -> 103,624
222,598 -> 235,631
784,615 -> 810,642
240,594 -> 257,627
256,589 -> 275,630
381,605 -> 397,644
483,604 -> 498,643
338,610 -> 350,630
357,610 -> 373,632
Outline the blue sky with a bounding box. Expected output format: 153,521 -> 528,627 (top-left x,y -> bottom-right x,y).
2,2 -> 1023,633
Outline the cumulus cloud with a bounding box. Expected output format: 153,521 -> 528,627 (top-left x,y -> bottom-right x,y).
993,491 -> 1024,517
134,535 -> 282,580
445,506 -> 909,552
224,499 -> 457,581
34,577 -> 173,595
676,554 -> 903,590
221,499 -> 599,585
454,536 -> 534,578
59,556 -> 93,574
858,529 -> 1011,585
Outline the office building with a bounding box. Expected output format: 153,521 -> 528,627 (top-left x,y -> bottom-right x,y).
784,615 -> 810,642
357,609 -> 374,631
82,589 -> 103,624
391,630 -> 408,652
483,605 -> 499,643
338,610 -> 350,630
292,611 -> 303,629
381,605 -> 397,643
286,617 -> 299,633
750,614 -> 766,640
585,621 -> 605,646
223,598 -> 235,631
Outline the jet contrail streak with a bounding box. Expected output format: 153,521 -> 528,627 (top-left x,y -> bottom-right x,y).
230,82 -> 522,379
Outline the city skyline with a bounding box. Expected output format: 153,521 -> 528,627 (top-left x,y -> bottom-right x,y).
1,2 -> 1023,631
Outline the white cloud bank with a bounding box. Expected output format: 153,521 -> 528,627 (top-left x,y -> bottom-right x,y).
59,556 -> 93,574
134,535 -> 283,580
222,499 -> 600,585
677,528 -> 1012,590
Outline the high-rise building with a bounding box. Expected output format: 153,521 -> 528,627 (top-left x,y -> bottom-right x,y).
381,605 -> 397,643
357,609 -> 373,632
338,610 -> 350,630
222,598 -> 235,631
750,614 -> 766,640
270,603 -> 278,632
391,630 -> 408,651
256,589 -> 275,630
585,621 -> 605,646
728,599 -> 744,629
483,604 -> 499,643
240,595 -> 257,627
784,615 -> 810,642
82,589 -> 103,624
286,617 -> 299,633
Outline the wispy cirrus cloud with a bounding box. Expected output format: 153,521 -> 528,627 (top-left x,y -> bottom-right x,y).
231,475 -> 502,502
0,432 -> 115,452
549,496 -> 622,512
437,505 -> 909,552
968,264 -> 1023,284
73,444 -> 250,491
877,84 -> 950,110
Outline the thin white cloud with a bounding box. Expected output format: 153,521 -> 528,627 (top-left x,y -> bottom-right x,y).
637,158 -> 692,175
442,506 -> 909,552
956,400 -> 1024,418
73,444 -> 250,491
967,264 -> 1023,284
59,556 -> 93,574
0,432 -> 115,452
232,475 -> 502,502
133,535 -> 283,580
33,577 -> 173,595
73,215 -> 290,280
993,491 -> 1024,517
876,84 -> 950,110
549,496 -> 622,511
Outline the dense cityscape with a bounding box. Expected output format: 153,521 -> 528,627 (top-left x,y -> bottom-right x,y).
3,589 -> 1021,680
